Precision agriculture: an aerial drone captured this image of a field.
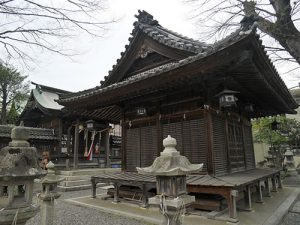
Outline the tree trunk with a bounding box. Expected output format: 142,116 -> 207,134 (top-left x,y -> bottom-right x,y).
243,0 -> 300,65
276,33 -> 300,65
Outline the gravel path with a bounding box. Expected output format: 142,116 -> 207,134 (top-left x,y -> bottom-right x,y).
26,189 -> 152,225
281,195 -> 300,225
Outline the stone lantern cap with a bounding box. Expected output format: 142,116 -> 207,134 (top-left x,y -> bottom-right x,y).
40,161 -> 64,184
0,125 -> 46,180
284,149 -> 294,156
137,135 -> 203,176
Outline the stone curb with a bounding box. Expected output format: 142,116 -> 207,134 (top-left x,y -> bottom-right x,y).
263,188 -> 300,225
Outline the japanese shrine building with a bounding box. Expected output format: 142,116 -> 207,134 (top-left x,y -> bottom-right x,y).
59,10 -> 297,176
57,10 -> 299,220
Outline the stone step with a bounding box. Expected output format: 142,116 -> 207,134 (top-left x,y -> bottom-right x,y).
57,182 -> 105,192
56,168 -> 120,176
60,180 -> 91,187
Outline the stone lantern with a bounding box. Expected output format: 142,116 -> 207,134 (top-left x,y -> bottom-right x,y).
39,161 -> 63,225
0,125 -> 46,225
137,135 -> 203,225
284,149 -> 295,170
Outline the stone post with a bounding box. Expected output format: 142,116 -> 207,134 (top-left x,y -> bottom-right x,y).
137,135 -> 203,225
0,125 -> 46,225
39,161 -> 63,225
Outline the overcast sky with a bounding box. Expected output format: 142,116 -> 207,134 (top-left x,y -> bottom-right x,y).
26,0 -> 299,92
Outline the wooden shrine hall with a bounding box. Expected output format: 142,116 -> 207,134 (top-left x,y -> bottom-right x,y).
58,10 -> 298,221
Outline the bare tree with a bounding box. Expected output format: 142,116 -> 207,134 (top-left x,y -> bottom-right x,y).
186,0 -> 300,69
0,0 -> 113,65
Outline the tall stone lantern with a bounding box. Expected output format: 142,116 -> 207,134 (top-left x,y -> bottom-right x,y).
284,149 -> 295,170
0,125 -> 46,225
137,135 -> 203,225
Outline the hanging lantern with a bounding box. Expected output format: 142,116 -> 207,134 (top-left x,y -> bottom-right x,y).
216,88 -> 239,108
86,120 -> 95,130
136,107 -> 147,116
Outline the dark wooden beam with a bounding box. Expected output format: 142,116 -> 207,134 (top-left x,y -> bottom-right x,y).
205,110 -> 214,174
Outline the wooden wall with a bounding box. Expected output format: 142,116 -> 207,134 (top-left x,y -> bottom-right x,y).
123,108 -> 256,177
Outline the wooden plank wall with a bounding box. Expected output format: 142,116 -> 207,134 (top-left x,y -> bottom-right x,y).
124,109 -> 255,175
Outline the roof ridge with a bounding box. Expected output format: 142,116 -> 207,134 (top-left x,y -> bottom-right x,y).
99,10 -> 208,87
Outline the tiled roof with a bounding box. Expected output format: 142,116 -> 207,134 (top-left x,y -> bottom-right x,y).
58,12 -> 298,112
58,26 -> 253,103
0,125 -> 58,140
100,10 -> 210,86
60,10 -> 210,100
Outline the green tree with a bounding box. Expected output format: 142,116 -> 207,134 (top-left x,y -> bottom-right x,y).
0,64 -> 29,125
252,115 -> 300,147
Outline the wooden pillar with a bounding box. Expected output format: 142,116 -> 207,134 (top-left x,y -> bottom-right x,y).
256,181 -> 263,203
58,118 -> 63,157
224,115 -> 231,173
66,125 -> 72,155
156,110 -> 162,156
104,129 -> 111,168
241,122 -> 247,170
121,118 -> 127,172
73,122 -> 79,169
205,110 -> 214,174
244,185 -> 252,211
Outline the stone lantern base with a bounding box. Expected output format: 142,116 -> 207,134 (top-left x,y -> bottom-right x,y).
149,194 -> 195,225
0,204 -> 39,225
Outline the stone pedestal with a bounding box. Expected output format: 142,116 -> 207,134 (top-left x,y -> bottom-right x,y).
149,194 -> 195,225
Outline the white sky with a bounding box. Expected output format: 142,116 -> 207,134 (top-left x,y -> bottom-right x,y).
27,0 -> 197,92
26,0 -> 299,92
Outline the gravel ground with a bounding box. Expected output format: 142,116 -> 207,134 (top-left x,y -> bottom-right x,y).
281,212 -> 300,225
26,189 -> 152,225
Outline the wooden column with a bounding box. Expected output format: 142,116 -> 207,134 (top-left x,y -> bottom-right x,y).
73,122 -> 79,169
58,118 -> 63,157
241,122 -> 248,170
66,125 -> 72,155
224,115 -> 231,173
121,119 -> 127,172
104,130 -> 111,168
205,110 -> 214,174
156,110 -> 162,156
